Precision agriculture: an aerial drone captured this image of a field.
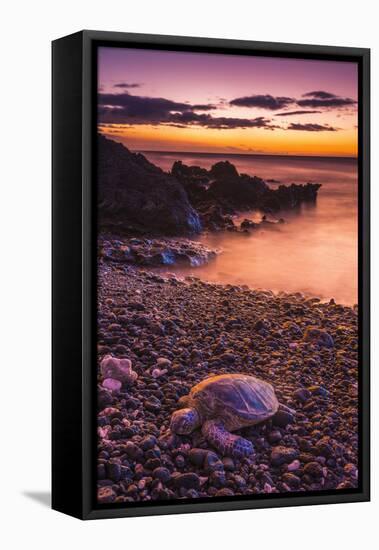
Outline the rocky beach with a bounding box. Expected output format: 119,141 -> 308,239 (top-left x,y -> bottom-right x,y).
97,261 -> 358,504
96,136 -> 358,505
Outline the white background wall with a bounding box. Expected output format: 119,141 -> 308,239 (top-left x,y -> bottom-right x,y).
0,1 -> 376,548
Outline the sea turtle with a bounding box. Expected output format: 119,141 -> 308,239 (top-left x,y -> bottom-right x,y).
170,373 -> 290,458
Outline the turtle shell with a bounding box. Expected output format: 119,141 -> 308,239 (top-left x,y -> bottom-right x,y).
190,373 -> 279,431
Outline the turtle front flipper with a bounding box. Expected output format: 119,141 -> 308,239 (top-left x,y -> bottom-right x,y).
202,420 -> 254,459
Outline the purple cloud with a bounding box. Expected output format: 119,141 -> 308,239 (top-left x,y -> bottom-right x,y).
113,82 -> 142,89
230,94 -> 295,110
287,123 -> 339,132
275,110 -> 322,117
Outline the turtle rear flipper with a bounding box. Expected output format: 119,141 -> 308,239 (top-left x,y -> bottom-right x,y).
202,419 -> 254,459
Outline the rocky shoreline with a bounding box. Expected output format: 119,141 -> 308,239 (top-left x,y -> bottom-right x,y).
99,234 -> 219,268
97,134 -> 321,236
96,259 -> 359,504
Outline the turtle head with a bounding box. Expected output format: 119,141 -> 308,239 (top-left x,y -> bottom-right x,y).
170,407 -> 201,435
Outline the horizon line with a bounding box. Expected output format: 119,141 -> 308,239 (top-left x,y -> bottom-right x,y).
135,149 -> 358,161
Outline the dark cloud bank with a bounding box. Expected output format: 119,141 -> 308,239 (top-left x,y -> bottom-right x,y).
230,91 -> 357,111
98,92 -> 276,130
287,123 -> 338,132
98,88 -> 355,132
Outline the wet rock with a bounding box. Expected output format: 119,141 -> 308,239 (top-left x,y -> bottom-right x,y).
152,467 -> 171,483
151,368 -> 168,379
107,462 -> 122,482
100,355 -> 138,385
98,135 -> 201,235
308,385 -> 329,398
303,327 -> 334,348
157,357 -> 172,368
140,435 -> 158,451
188,448 -> 208,468
287,460 -> 301,472
293,388 -> 311,403
102,378 -> 122,392
282,473 -> 301,488
98,387 -> 113,410
210,470 -> 227,488
97,486 -> 116,504
145,458 -> 161,471
314,438 -> 334,457
267,430 -> 282,444
204,451 -> 224,473
174,473 -> 201,490
271,446 -> 299,467
254,319 -> 270,331
303,461 -> 324,478
144,396 -> 162,412
272,409 -> 295,427
222,457 -> 236,471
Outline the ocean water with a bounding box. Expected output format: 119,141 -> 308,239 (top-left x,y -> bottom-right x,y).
143,151 -> 358,305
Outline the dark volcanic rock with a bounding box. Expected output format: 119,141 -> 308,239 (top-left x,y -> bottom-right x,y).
171,159 -> 321,228
174,473 -> 201,490
261,183 -> 321,212
272,409 -> 295,427
304,327 -> 334,348
98,135 -> 201,235
271,446 -> 299,467
100,235 -> 217,268
209,161 -> 239,180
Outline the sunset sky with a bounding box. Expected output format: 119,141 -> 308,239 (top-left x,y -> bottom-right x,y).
98,47 -> 358,157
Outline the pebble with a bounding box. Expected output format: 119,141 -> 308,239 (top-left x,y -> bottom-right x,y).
303,328 -> 334,348
174,473 -> 201,490
272,409 -> 295,427
139,435 -> 158,451
107,462 -> 122,482
144,396 -> 162,412
102,378 -> 122,392
282,473 -> 301,488
152,467 -> 171,483
267,430 -> 282,444
157,357 -> 172,368
303,461 -> 324,478
271,446 -> 299,467
188,448 -> 208,468
97,486 -> 116,503
293,388 -> 311,403
287,459 -> 301,472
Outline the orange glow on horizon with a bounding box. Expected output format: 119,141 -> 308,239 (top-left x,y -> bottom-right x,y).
99,123 -> 357,158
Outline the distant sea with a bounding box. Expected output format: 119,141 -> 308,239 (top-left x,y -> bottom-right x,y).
141,151 -> 358,305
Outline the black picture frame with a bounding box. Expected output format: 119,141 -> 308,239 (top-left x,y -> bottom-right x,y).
52,30 -> 370,520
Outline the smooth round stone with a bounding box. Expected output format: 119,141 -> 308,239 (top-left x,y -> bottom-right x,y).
270,446 -> 299,467
209,470 -> 226,488
102,378 -> 122,392
272,410 -> 295,427
152,467 -> 171,483
293,388 -> 311,403
287,459 -> 301,472
188,448 -> 208,467
97,486 -> 115,503
140,435 -> 157,451
107,462 -> 121,482
303,461 -> 323,478
174,473 -> 201,490
282,473 -> 301,488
